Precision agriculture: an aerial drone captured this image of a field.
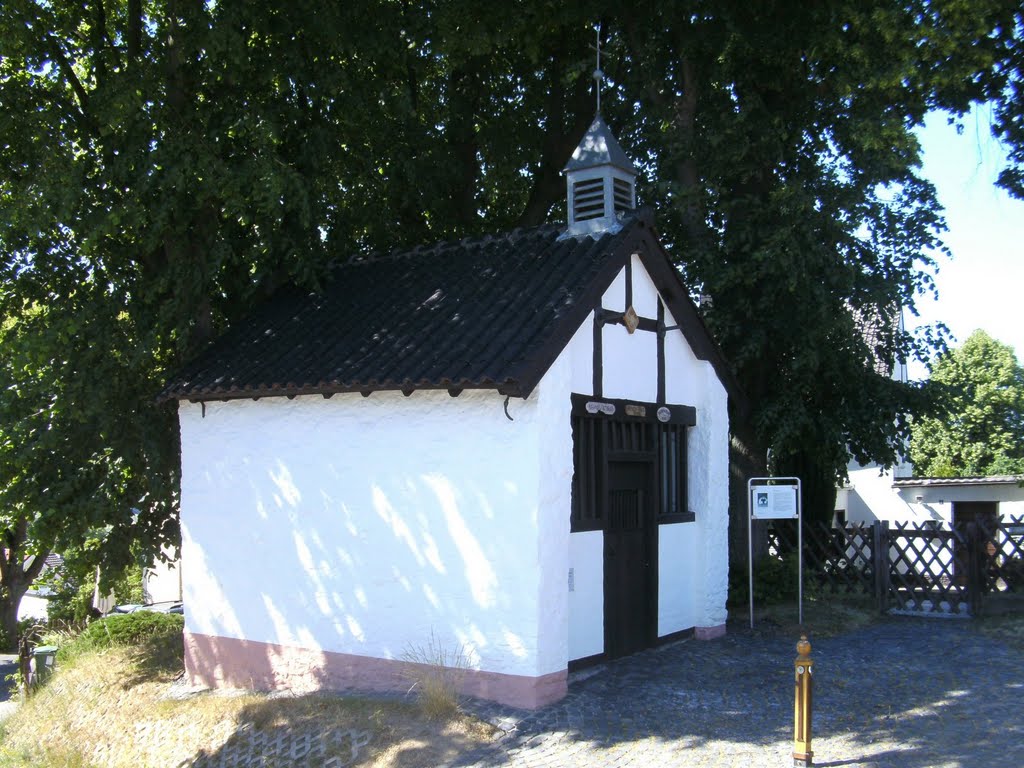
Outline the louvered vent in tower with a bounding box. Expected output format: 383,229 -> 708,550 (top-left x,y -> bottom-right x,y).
573,178 -> 606,221
613,177 -> 634,214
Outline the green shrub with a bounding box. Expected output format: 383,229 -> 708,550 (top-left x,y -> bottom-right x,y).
44,578 -> 96,626
61,612 -> 183,660
730,555 -> 802,605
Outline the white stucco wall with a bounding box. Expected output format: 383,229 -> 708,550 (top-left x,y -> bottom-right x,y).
843,464 -> 919,524
180,389 -> 552,679
533,331 -> 575,675
567,531 -> 603,660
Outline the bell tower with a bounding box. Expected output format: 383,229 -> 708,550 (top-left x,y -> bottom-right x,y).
562,115 -> 637,236
561,26 -> 637,237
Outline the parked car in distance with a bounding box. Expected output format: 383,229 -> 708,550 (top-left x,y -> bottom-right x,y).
110,600 -> 183,615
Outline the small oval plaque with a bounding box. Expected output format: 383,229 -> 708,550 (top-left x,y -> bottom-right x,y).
657,406 -> 671,423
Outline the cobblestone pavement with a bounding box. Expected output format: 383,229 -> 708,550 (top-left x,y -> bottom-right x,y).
451,618 -> 1024,768
0,653 -> 17,721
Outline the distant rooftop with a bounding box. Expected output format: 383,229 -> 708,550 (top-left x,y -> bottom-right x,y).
893,475 -> 1024,487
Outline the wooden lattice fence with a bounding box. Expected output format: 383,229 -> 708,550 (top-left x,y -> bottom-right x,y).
979,514 -> 1024,606
762,514 -> 1024,617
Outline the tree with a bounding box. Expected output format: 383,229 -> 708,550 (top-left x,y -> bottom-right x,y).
910,330 -> 1024,477
1,0 -> 1021,628
0,291 -> 177,647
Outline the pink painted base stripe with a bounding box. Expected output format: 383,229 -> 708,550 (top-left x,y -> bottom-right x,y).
694,624 -> 726,640
184,631 -> 566,710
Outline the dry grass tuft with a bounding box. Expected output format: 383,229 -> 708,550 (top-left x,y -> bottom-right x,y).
0,640 -> 494,767
400,633 -> 470,720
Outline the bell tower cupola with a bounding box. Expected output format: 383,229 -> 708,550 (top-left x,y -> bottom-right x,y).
562,115 -> 637,237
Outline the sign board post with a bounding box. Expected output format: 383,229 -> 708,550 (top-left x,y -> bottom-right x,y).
748,477 -> 802,629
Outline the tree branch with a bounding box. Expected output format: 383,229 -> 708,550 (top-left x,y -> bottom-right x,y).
93,0 -> 109,83
128,0 -> 142,61
516,49 -> 594,227
46,32 -> 93,125
446,65 -> 482,227
22,550 -> 49,586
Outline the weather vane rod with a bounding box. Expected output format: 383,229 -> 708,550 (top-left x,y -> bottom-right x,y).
594,23 -> 604,115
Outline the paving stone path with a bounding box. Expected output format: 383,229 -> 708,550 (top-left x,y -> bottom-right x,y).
452,618 -> 1024,768
0,653 -> 18,722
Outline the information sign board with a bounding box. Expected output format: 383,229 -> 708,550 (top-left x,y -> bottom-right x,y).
750,484 -> 798,520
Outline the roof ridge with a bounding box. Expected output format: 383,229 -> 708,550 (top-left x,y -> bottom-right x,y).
344,222 -> 563,267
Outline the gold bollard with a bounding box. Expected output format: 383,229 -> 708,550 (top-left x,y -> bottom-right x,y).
793,635 -> 813,767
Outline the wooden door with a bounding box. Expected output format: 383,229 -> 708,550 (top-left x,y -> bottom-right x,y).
604,459 -> 655,659
953,501 -> 999,582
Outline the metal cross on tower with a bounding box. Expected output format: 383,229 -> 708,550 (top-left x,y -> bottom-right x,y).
594,23 -> 604,115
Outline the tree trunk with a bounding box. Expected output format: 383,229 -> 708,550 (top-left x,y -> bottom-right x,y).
517,50 -> 594,229
728,408 -> 769,577
776,449 -> 839,525
0,518 -> 50,651
0,583 -> 27,652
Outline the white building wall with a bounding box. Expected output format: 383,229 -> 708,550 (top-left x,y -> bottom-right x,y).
844,466 -> 1024,526
179,389 -> 547,679
144,546 -> 182,603
566,531 -> 604,659
533,332 -> 575,676
18,593 -> 49,622
841,467 -> 1024,580
843,464 -> 919,525
691,363 -> 731,630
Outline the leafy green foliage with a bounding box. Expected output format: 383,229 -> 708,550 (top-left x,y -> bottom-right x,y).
42,558 -> 146,627
911,330 -> 1024,476
0,1 -> 1021,610
68,612 -> 184,657
729,555 -> 803,606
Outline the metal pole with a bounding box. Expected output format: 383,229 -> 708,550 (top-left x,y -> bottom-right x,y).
797,479 -> 803,626
749,484 -> 754,629
793,635 -> 814,767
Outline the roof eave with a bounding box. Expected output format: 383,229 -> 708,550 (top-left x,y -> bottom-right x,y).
164,379 -> 529,404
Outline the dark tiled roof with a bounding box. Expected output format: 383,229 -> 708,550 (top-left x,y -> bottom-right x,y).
160,214 -> 738,403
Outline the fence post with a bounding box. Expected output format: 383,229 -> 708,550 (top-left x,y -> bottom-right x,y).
873,520 -> 889,614
966,522 -> 983,617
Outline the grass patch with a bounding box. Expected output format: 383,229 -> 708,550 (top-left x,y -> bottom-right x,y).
974,612 -> 1024,652
731,592 -> 881,639
0,630 -> 494,767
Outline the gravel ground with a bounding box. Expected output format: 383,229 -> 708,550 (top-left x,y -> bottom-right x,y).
451,618 -> 1023,768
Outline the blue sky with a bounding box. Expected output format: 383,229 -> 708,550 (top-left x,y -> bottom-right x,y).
910,107 -> 1024,376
